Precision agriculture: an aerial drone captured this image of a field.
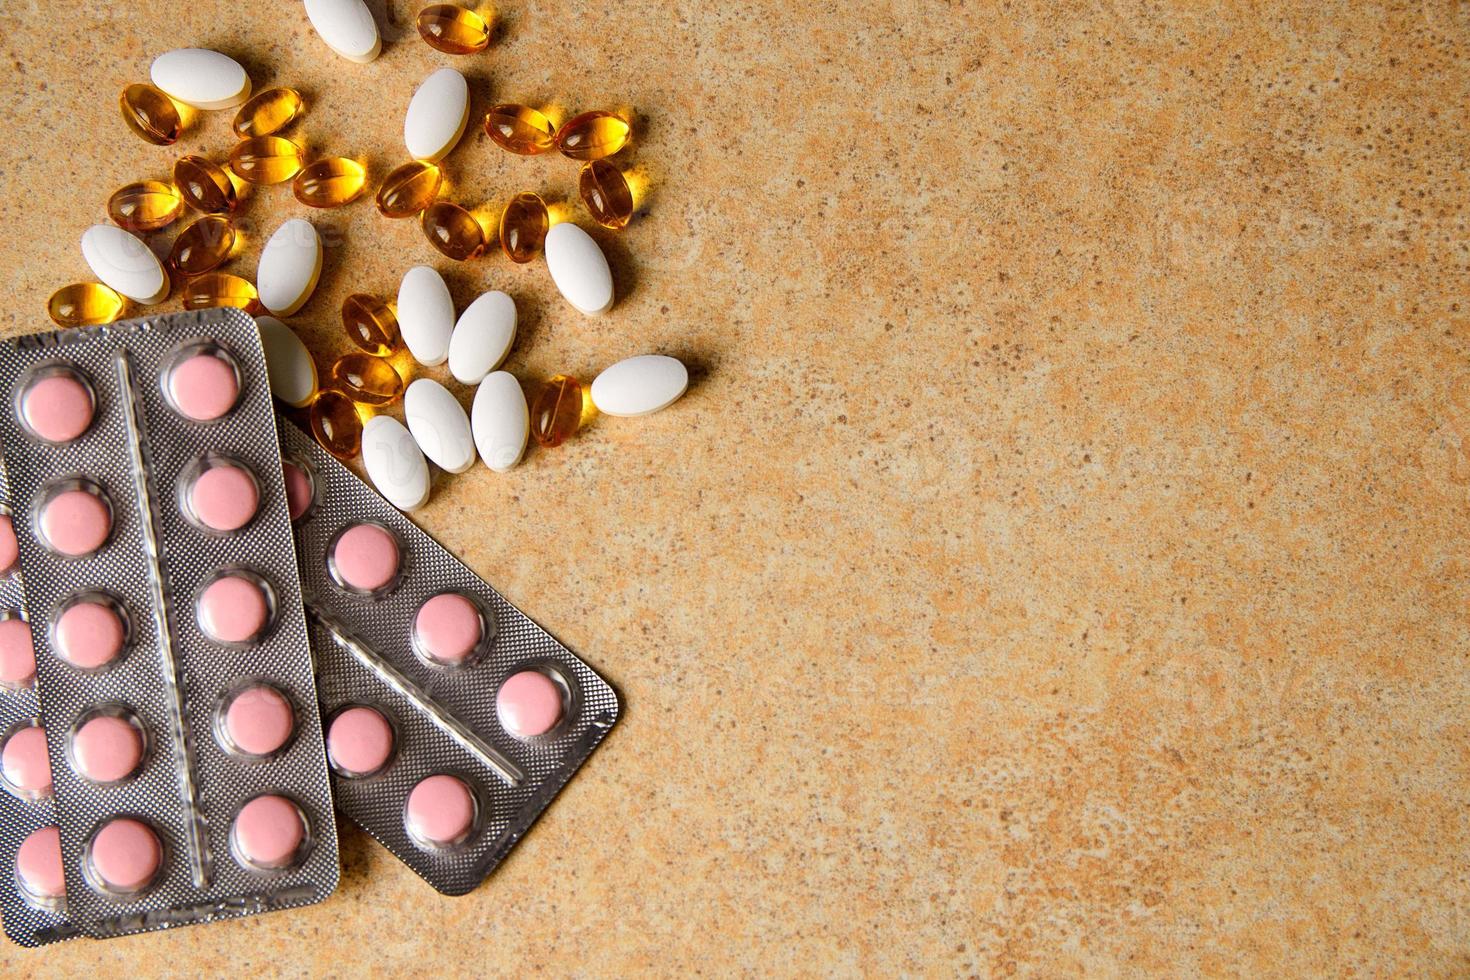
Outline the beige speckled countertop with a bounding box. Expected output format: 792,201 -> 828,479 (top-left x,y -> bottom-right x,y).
1,1 -> 1467,975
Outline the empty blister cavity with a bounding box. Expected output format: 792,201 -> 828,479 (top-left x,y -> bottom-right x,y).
324,704 -> 395,778
180,454 -> 261,533
0,612 -> 35,690
403,774 -> 479,850
327,522 -> 403,596
230,794 -> 310,872
215,682 -> 296,760
282,455 -> 317,523
14,826 -> 65,910
16,365 -> 95,444
66,706 -> 147,786
50,592 -> 129,672
196,569 -> 277,646
496,666 -> 573,740
162,341 -> 242,422
412,592 -> 492,668
34,478 -> 113,558
82,817 -> 163,897
1,722 -> 51,800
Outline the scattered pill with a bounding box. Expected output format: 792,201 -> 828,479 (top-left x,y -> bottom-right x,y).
168,215 -> 236,278
232,794 -> 308,870
173,155 -> 238,214
257,316 -> 319,408
222,684 -> 294,757
404,67 -> 469,163
404,378 -> 475,473
0,617 -> 35,689
499,191 -> 548,263
293,156 -> 368,209
332,353 -> 403,406
282,459 -> 315,521
591,354 -> 689,417
543,222 -> 613,315
421,200 -> 486,260
197,573 -> 271,645
554,110 -> 631,161
417,3 -> 491,54
107,179 -> 185,233
413,593 -> 482,665
229,135 -> 305,185
54,599 -> 126,670
405,774 -> 476,847
167,349 -> 240,421
375,160 -> 442,218
15,826 -> 65,904
182,272 -> 263,316
70,713 -> 144,784
530,374 -> 583,448
579,159 -> 634,229
330,523 -> 401,592
484,104 -> 556,155
257,218 -> 322,316
39,488 -> 112,557
471,370 -> 529,473
497,669 -> 565,738
309,390 -> 363,460
397,265 -> 455,366
326,705 -> 393,777
150,48 -> 251,110
304,0 -> 382,63
118,83 -> 182,146
0,516 -> 15,574
87,817 -> 162,893
342,293 -> 400,355
21,372 -> 95,442
447,290 -> 516,384
232,87 -> 303,139
188,461 -> 260,532
81,224 -> 168,305
362,415 -> 431,511
47,282 -> 125,328
2,725 -> 51,798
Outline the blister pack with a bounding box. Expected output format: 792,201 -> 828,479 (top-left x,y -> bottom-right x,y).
0,309 -> 337,939
278,419 -> 620,895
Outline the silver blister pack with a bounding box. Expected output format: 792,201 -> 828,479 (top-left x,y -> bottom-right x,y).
279,419 -> 619,895
0,310 -> 337,938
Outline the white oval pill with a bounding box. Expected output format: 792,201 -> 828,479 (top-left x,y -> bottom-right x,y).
361,415 -> 430,511
257,219 -> 322,317
404,68 -> 469,163
303,0 -> 381,63
544,223 -> 614,316
447,292 -> 517,385
81,225 -> 167,305
256,316 -> 318,408
149,49 -> 251,110
396,266 -> 455,367
404,379 -> 475,474
590,355 -> 689,417
471,372 -> 528,473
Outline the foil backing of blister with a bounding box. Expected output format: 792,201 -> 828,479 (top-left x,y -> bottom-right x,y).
0,310 -> 338,938
281,420 -> 620,896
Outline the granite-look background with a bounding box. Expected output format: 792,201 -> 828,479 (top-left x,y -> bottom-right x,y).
1,0 -> 1467,975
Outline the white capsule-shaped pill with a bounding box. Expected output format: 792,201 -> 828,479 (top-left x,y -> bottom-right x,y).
149,49 -> 251,110
404,68 -> 469,163
257,218 -> 322,317
396,265 -> 455,367
404,379 -> 475,474
447,291 -> 516,385
544,223 -> 614,316
303,0 -> 382,63
255,316 -> 318,408
471,372 -> 528,473
361,415 -> 430,511
590,355 -> 689,417
81,225 -> 167,305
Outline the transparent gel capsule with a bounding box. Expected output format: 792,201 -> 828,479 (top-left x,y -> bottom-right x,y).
578,160 -> 634,229
48,283 -> 124,327
168,216 -> 236,278
417,3 -> 491,54
229,136 -> 305,185
119,84 -> 182,146
293,157 -> 368,209
375,160 -> 442,218
309,390 -> 362,460
530,375 -> 583,448
554,110 -> 631,161
499,191 -> 548,263
421,201 -> 486,261
182,273 -> 261,315
232,87 -> 303,139
107,180 -> 185,233
173,156 -> 238,215
331,354 -> 404,406
342,294 -> 401,356
484,104 -> 555,155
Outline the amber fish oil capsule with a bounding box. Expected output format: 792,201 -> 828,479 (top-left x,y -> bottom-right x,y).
48,283 -> 125,327
530,375 -> 584,448
119,83 -> 183,146
342,294 -> 401,356
310,389 -> 363,460
232,87 -> 304,139
422,201 -> 486,261
417,4 -> 491,54
294,157 -> 368,208
182,273 -> 262,315
168,215 -> 236,278
331,354 -> 404,406
499,191 -> 548,263
229,136 -> 306,185
484,104 -> 556,155
579,160 -> 635,229
107,180 -> 185,233
376,160 -> 442,218
555,110 -> 631,161
173,155 -> 238,214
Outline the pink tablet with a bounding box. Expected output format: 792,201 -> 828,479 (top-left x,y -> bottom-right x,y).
1,725 -> 51,799
197,574 -> 270,644
54,599 -> 126,670
88,817 -> 162,893
38,488 -> 111,557
282,459 -> 314,521
413,594 -> 482,666
70,713 -> 144,784
231,794 -> 306,870
188,463 -> 259,532
496,670 -> 565,738
222,685 -> 294,757
0,515 -> 18,574
20,372 -> 94,443
0,616 -> 35,689
329,523 -> 400,594
404,774 -> 476,848
326,706 -> 393,777
167,351 -> 239,421
15,825 -> 65,903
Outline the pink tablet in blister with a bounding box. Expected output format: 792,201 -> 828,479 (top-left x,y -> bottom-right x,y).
166,349 -> 240,422
69,712 -> 144,784
37,486 -> 112,557
0,615 -> 35,690
1,725 -> 51,799
19,371 -> 94,443
325,705 -> 394,778
53,597 -> 126,670
86,817 -> 162,894
0,514 -> 18,575
220,684 -> 294,758
197,572 -> 273,645
404,774 -> 477,849
15,825 -> 65,906
187,462 -> 260,532
412,593 -> 483,666
282,459 -> 314,522
496,670 -> 565,739
230,794 -> 307,871
328,523 -> 401,595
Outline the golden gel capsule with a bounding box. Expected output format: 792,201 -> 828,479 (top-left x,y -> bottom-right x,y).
342,294 -> 401,356
310,390 -> 362,460
331,353 -> 404,406
232,87 -> 304,139
530,375 -> 583,448
578,160 -> 634,229
47,283 -> 125,328
229,136 -> 305,185
484,104 -> 555,155
182,273 -> 261,315
293,157 -> 367,208
173,156 -> 238,214
499,192 -> 548,263
376,160 -> 442,218
119,84 -> 182,146
421,201 -> 486,261
417,3 -> 491,54
107,180 -> 185,233
168,216 -> 236,278
555,111 -> 631,161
